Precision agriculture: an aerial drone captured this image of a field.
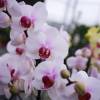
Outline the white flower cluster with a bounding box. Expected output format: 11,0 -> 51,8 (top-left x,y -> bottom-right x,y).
0,0 -> 100,100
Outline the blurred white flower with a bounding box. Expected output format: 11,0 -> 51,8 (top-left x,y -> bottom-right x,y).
67,56 -> 88,70
75,47 -> 92,58
32,61 -> 67,90
90,67 -> 98,78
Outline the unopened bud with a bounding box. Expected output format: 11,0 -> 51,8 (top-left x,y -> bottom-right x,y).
60,69 -> 70,79
10,85 -> 18,94
0,12 -> 11,28
74,82 -> 85,96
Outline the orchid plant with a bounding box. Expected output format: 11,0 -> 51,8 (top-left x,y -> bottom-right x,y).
0,0 -> 100,100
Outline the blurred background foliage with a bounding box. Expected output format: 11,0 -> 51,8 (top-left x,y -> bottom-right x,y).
69,25 -> 89,56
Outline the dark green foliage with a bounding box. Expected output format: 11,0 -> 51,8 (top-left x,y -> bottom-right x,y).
0,27 -> 10,47
68,25 -> 89,56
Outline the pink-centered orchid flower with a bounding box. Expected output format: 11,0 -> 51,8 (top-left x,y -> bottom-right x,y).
32,61 -> 70,100
8,1 -> 47,32
26,26 -> 69,61
32,61 -> 67,90
0,53 -> 35,95
7,40 -> 37,62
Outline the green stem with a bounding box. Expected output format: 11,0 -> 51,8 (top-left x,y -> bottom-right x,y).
36,90 -> 41,100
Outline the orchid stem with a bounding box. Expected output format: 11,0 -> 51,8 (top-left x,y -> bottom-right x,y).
17,94 -> 22,100
36,90 -> 41,100
85,57 -> 91,73
66,78 -> 76,86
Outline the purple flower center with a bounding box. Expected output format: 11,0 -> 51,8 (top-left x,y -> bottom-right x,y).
16,48 -> 24,55
42,75 -> 54,88
78,92 -> 91,100
20,16 -> 31,28
39,47 -> 50,59
10,69 -> 15,78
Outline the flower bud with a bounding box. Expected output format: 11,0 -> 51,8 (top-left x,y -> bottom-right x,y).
60,69 -> 70,79
10,84 -> 18,94
0,12 -> 10,28
74,82 -> 85,96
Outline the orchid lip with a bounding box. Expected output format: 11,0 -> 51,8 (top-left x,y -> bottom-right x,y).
20,16 -> 31,28
39,47 -> 51,59
42,75 -> 54,89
